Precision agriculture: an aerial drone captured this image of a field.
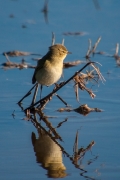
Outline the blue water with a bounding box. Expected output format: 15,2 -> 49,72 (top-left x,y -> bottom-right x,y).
0,0 -> 120,179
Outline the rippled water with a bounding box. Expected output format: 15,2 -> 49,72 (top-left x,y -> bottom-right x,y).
0,0 -> 120,179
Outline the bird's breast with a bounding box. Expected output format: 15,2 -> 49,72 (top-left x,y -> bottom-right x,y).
35,62 -> 63,86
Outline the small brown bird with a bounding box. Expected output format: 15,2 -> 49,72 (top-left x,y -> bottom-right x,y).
32,44 -> 70,86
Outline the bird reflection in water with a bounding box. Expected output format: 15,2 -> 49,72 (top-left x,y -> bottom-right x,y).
31,129 -> 67,178
18,102 -> 97,179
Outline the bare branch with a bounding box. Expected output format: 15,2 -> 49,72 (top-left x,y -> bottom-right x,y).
18,83 -> 38,104
62,38 -> 65,45
3,51 -> 41,57
51,32 -> 55,45
115,43 -> 119,56
4,53 -> 11,62
91,36 -> 101,54
86,39 -> 92,58
86,37 -> 101,58
25,62 -> 95,110
90,63 -> 106,83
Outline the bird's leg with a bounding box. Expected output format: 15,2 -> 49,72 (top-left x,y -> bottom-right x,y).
40,85 -> 43,100
31,83 -> 39,105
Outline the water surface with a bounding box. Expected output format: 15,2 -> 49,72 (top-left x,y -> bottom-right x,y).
0,0 -> 120,179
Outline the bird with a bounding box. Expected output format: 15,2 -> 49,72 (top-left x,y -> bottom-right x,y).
32,44 -> 70,85
32,44 -> 70,98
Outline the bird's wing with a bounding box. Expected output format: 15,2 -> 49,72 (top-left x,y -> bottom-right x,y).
32,57 -> 46,84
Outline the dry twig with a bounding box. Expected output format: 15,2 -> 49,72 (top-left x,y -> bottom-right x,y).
3,50 -> 41,57
41,0 -> 49,24
74,104 -> 102,116
63,60 -> 82,68
24,62 -> 95,111
113,43 -> 120,66
63,32 -> 86,36
86,37 -> 101,58
18,83 -> 38,104
51,32 -> 55,45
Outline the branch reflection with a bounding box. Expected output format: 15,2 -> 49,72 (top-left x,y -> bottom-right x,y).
18,102 -> 98,179
23,108 -> 98,179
